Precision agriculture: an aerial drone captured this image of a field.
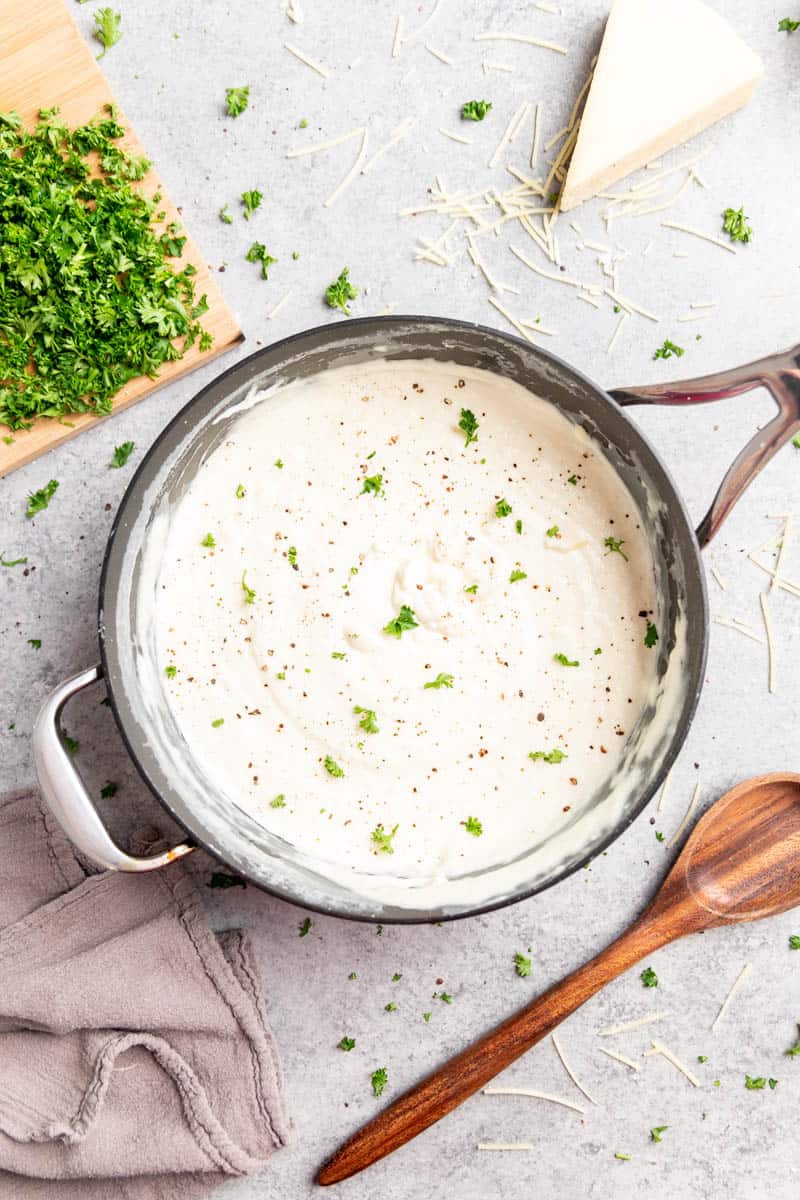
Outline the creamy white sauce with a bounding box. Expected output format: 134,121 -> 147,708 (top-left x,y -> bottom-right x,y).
154,360 -> 659,903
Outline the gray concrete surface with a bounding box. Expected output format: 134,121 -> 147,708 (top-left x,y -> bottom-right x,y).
2,2 -> 799,1196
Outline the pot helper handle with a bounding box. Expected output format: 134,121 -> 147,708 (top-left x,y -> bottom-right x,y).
609,343 -> 800,547
32,664 -> 195,872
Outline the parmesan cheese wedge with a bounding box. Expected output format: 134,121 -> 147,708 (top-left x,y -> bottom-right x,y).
559,0 -> 762,212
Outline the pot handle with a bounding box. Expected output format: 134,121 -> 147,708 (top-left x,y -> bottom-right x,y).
32,664 -> 195,872
609,344 -> 800,547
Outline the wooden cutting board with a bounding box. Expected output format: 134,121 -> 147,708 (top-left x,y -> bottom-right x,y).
0,0 -> 243,477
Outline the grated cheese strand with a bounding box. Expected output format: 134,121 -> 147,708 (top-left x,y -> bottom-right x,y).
604,288 -> 659,322
666,781 -> 702,849
510,244 -> 600,294
713,616 -> 764,645
488,295 -> 537,343
599,1047 -> 640,1071
598,1011 -> 671,1037
711,962 -> 751,1031
478,1142 -> 535,1151
439,128 -> 472,145
551,1032 -> 597,1105
489,102 -> 530,169
425,43 -> 454,65
361,118 -> 415,176
267,291 -> 292,320
759,591 -> 777,693
403,0 -> 444,44
287,128 -> 363,159
645,1040 -> 701,1087
661,220 -> 737,255
657,767 -> 672,813
284,43 -> 330,77
484,1087 -> 585,1114
530,101 -> 542,170
475,32 -> 569,55
771,516 -> 792,594
285,0 -> 302,23
324,128 -> 369,207
710,565 -> 726,590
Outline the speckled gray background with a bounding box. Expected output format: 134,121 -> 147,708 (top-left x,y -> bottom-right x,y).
1,2 -> 799,1197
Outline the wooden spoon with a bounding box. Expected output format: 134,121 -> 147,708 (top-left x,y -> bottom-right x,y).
318,773 -> 800,1186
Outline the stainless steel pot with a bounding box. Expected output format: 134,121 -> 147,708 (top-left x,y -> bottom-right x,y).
33,319 -> 800,921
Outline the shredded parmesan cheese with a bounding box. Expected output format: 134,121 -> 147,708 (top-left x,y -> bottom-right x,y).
510,244 -> 600,294
439,128 -> 472,145
598,1012 -> 671,1037
425,43 -> 454,64
711,962 -> 751,1031
490,103 -> 530,169
661,220 -> 737,255
713,616 -> 764,644
551,1032 -> 597,1105
488,295 -> 537,343
267,291 -> 292,320
606,312 -> 629,354
285,0 -> 302,23
287,128 -> 363,159
599,1047 -> 640,1071
644,1040 -> 701,1087
771,516 -> 792,594
324,128 -> 369,207
759,590 -> 777,693
475,31 -> 569,55
603,288 -> 659,322
284,43 -> 330,77
484,59 -> 515,73
392,14 -> 404,58
483,1087 -> 585,1114
710,565 -> 726,590
361,118 -> 415,176
666,781 -> 702,849
530,101 -> 542,170
478,1142 -> 535,1151
657,767 -> 672,813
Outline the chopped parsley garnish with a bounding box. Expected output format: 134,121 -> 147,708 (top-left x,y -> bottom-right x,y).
371,823 -> 399,854
325,267 -> 358,316
100,781 -> 118,798
594,647 -> 602,655
744,1075 -> 768,1090
371,1067 -> 388,1097
509,568 -> 527,583
434,990 -> 453,1004
793,434 -> 800,450
644,621 -> 659,649
164,665 -> 177,679
529,748 -> 567,764
219,204 -> 233,224
110,441 -> 135,469
458,407 -> 479,446
392,972 -> 402,981
0,552 -> 27,567
603,535 -> 628,561
355,705 -> 379,734
424,673 -> 454,690
553,652 -> 579,667
722,205 -> 752,244
614,1153 -> 631,1162
338,1036 -> 356,1051
331,651 -> 347,660
235,483 -> 246,499
207,871 -> 245,889
655,830 -> 665,842
348,972 -> 357,980
383,605 -> 418,638
324,755 -> 344,777
464,815 -> 483,836
779,16 -> 800,31
26,480 -> 59,518
514,952 -> 532,978
384,1001 -> 397,1012
287,545 -> 298,568
546,524 -> 560,538
464,583 -> 478,594
27,638 -> 41,649
362,473 -> 383,496
225,86 -> 250,118
495,497 -> 513,518
270,794 -> 286,808
650,1126 -> 668,1143
789,935 -> 800,950
94,8 -> 122,59
241,189 -> 263,220
299,118 -> 309,129
241,570 -> 256,604
211,717 -> 224,728
423,1011 -> 432,1022
0,108 -> 209,431
786,1025 -> 800,1057
640,966 -> 658,988
515,519 -> 523,534
201,532 -> 216,548
274,458 -> 283,468
653,339 -> 685,360
62,732 -> 79,755
245,241 -> 277,278
567,474 -> 578,485
461,99 -> 493,122
299,916 -> 312,937
698,1055 -> 709,1063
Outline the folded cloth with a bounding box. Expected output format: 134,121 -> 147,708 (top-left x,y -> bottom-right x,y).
0,789 -> 290,1199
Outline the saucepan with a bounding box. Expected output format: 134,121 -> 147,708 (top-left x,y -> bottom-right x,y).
32,318 -> 800,922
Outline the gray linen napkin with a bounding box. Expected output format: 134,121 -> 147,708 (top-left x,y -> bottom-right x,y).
0,788 -> 290,1199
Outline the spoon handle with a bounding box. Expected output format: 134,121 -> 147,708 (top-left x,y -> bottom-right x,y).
318,912 -> 675,1185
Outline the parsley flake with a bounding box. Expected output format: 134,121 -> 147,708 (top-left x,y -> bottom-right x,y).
640,966 -> 658,988
546,524 -> 560,538
371,823 -> 399,854
241,189 -> 263,220
650,1126 -> 668,1143
655,830 -> 665,842
355,705 -> 379,734
384,1001 -> 397,1012
464,815 -> 483,836
383,605 -> 418,638
509,568 -> 527,583
461,100 -> 493,121
603,535 -> 628,561
241,570 -> 256,604
495,497 -> 513,518
225,86 -> 250,118
338,1036 -> 356,1051
745,1075 -> 767,1090
27,638 -> 41,649
779,16 -> 800,30
362,473 -> 383,496
110,441 -> 135,469
515,519 -> 523,534
553,652 -> 579,667
789,935 -> 800,950
654,339 -> 685,361
464,583 -> 478,594
62,733 -> 79,755
299,916 -> 312,937
786,1024 -> 800,1057
26,480 -> 59,518
424,672 -> 454,690
270,794 -> 286,808
331,651 -> 347,660
94,8 -> 122,59
371,1067 -> 388,1097
100,781 -> 117,798
235,483 -> 246,499
458,407 -> 479,446
164,665 -> 177,679
245,241 -> 277,278
529,748 -> 567,764
514,952 -> 532,977
201,532 -> 216,548
324,755 -> 344,778
211,717 -> 224,728
287,545 -> 298,568
722,205 -> 752,244
0,552 -> 27,567
392,972 -> 402,982
325,267 -> 358,316
644,621 -> 659,649
219,204 -> 233,224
